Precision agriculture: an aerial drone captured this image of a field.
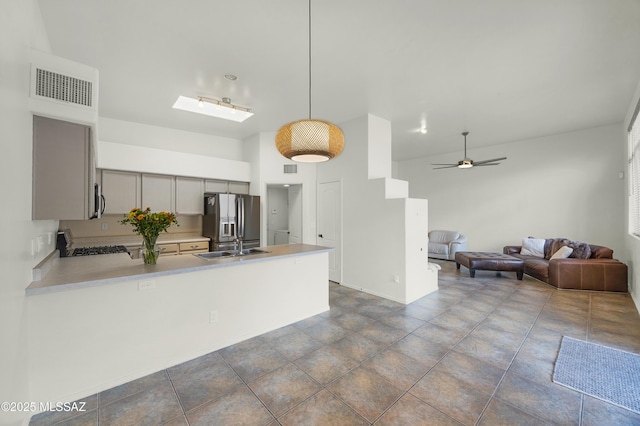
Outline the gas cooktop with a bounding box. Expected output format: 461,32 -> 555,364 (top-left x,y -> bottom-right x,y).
71,245 -> 129,256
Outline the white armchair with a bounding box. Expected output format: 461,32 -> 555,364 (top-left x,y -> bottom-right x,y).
428,230 -> 467,260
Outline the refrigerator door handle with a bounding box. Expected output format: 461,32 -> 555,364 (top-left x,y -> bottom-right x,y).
237,197 -> 244,238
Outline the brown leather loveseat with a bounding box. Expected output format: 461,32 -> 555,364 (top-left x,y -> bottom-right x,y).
503,240 -> 628,292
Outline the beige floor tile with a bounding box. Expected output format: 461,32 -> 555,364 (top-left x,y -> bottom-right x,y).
376,393 -> 463,426
248,363 -> 321,417
278,389 -> 367,425
410,369 -> 492,425
326,367 -> 405,423
494,370 -> 581,425
185,386 -> 274,426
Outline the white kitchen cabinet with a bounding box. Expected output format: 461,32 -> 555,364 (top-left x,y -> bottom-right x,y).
142,174 -> 175,212
101,170 -> 141,214
175,177 -> 204,215
32,116 -> 96,220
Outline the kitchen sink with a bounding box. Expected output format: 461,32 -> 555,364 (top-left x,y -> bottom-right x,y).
194,251 -> 234,260
195,248 -> 270,260
242,248 -> 269,255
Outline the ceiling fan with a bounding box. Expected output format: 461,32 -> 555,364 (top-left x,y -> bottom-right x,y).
432,131 -> 507,170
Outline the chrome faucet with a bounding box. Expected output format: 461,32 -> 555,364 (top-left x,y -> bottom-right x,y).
234,236 -> 244,255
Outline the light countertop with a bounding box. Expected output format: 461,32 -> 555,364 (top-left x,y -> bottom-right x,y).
27,244 -> 332,296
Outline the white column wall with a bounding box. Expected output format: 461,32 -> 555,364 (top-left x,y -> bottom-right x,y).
317,114 -> 433,304
1,2 -> 59,425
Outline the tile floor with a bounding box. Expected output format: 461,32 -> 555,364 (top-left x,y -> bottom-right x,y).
31,260 -> 640,425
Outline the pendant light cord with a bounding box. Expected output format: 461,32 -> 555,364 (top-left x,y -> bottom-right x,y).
308,0 -> 312,120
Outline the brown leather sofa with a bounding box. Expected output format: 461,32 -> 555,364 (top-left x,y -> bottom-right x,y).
503,244 -> 628,292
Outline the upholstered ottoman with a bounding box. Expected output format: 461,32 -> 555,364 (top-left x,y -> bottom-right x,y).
455,252 -> 524,280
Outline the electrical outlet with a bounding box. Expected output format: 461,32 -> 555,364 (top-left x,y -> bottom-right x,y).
138,280 -> 155,291
101,222 -> 109,231
209,310 -> 219,324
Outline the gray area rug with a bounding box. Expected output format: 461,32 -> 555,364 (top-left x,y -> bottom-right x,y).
553,336 -> 640,414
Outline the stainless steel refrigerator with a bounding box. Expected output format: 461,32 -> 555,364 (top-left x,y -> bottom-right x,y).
203,193 -> 261,251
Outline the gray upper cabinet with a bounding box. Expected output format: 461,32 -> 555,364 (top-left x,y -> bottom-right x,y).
98,169 -> 249,216
205,179 -> 249,194
101,170 -> 141,215
142,173 -> 175,212
229,181 -> 250,194
175,177 -> 204,214
32,115 -> 95,220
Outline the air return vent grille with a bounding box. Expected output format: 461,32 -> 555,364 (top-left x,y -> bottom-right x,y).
35,68 -> 93,107
283,164 -> 298,174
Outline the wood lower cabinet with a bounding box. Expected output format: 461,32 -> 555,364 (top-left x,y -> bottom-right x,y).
158,243 -> 179,256
128,240 -> 208,258
179,241 -> 209,254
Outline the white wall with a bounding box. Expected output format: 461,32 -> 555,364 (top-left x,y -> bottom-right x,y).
27,253 -> 329,406
244,132 -> 318,246
97,140 -> 251,182
399,124 -> 626,255
0,2 -> 58,425
99,117 -> 244,161
624,78 -> 640,310
317,114 -> 434,304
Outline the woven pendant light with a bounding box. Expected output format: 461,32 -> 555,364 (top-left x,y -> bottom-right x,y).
276,0 -> 344,163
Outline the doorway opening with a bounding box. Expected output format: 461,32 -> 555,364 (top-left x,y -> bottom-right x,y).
266,184 -> 303,246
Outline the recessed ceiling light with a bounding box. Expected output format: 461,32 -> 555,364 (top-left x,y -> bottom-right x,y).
224,74 -> 238,81
283,184 -> 291,187
172,96 -> 253,122
420,127 -> 428,134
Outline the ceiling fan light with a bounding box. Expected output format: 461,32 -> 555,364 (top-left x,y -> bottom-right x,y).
276,119 -> 344,163
457,159 -> 473,169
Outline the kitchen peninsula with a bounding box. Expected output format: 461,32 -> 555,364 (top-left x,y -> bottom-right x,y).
26,244 -> 331,406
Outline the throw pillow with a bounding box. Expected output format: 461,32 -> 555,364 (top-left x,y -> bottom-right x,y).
544,238 -> 592,259
520,238 -> 545,258
550,246 -> 573,259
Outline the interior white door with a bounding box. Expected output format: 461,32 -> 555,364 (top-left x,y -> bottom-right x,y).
318,181 -> 341,283
288,185 -> 303,243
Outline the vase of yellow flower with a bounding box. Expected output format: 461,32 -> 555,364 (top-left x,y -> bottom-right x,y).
119,207 -> 179,265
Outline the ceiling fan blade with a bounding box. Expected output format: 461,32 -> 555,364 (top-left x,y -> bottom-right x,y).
473,157 -> 507,165
475,163 -> 501,166
433,165 -> 459,169
431,163 -> 458,166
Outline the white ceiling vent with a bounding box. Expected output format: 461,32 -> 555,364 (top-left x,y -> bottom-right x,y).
284,164 -> 298,174
29,50 -> 99,125
34,68 -> 93,108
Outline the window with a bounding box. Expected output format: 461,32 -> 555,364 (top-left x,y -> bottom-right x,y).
629,103 -> 640,237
